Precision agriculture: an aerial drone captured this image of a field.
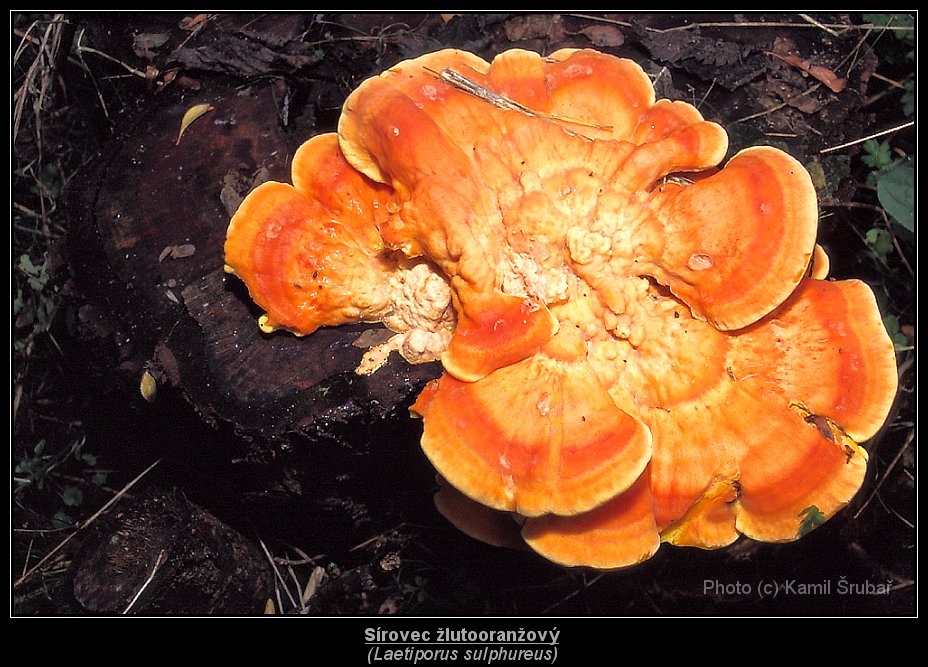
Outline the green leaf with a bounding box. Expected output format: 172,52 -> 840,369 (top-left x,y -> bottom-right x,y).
14,288 -> 24,317
61,485 -> 83,507
883,314 -> 909,349
18,253 -> 37,274
863,13 -> 914,33
861,139 -> 893,171
877,160 -> 915,232
865,227 -> 894,262
18,253 -> 50,292
92,472 -> 108,487
797,505 -> 826,537
14,458 -> 37,477
901,81 -> 914,117
51,511 -> 75,529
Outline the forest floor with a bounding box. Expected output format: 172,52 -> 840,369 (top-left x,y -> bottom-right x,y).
12,12 -> 915,617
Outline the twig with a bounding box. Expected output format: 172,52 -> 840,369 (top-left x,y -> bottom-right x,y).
731,100 -> 790,125
74,33 -> 149,79
798,13 -> 840,36
286,564 -> 308,614
274,541 -> 324,566
881,210 -> 914,277
853,430 -> 913,520
569,13 -> 911,35
13,458 -> 162,589
13,384 -> 23,423
818,121 -> 914,154
821,202 -> 898,274
696,78 -> 716,111
259,538 -> 298,611
640,18 -> 910,34
540,571 -> 607,615
22,538 -> 35,579
426,66 -> 612,140
13,525 -> 75,535
871,72 -> 907,89
349,522 -> 411,552
875,492 -> 914,529
122,548 -> 167,614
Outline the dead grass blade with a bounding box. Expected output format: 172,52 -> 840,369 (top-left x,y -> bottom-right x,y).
13,458 -> 162,590
13,15 -> 67,146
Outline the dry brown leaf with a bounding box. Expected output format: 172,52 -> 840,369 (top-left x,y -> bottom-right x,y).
580,24 -> 625,47
177,75 -> 201,90
159,244 -> 196,262
179,14 -> 210,30
132,32 -> 170,60
768,51 -> 847,93
504,14 -> 565,43
806,63 -> 847,93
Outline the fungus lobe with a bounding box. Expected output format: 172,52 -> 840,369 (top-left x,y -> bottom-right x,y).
224,48 -> 898,569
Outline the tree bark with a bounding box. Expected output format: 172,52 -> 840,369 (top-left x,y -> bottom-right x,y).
62,36 -> 443,614
67,79 -> 441,448
72,488 -> 273,615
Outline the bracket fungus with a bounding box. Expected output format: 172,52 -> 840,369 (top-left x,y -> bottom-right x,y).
224,48 -> 898,569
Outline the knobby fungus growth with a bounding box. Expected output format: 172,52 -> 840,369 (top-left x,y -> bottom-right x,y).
224,48 -> 898,569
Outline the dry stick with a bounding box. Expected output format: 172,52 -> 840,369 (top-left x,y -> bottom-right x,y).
822,203 -> 899,276
275,542 -> 323,566
876,491 -> 914,529
13,384 -> 23,424
819,121 -> 915,154
175,13 -> 216,51
427,66 -> 612,140
13,457 -> 162,590
21,538 -> 35,579
882,211 -> 914,278
541,571 -> 607,615
259,537 -> 299,611
73,30 -> 149,79
122,548 -> 167,614
569,13 -> 914,35
695,78 -> 716,111
798,13 -> 841,36
648,19 -> 910,34
841,25 -> 879,83
349,521 -> 412,552
871,71 -> 908,90
286,564 -> 308,614
853,429 -> 913,520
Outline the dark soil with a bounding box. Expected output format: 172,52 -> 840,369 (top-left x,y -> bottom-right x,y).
12,12 -> 915,620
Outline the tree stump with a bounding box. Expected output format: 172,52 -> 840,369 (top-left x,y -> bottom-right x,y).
68,80 -> 441,446
63,18 -> 448,614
